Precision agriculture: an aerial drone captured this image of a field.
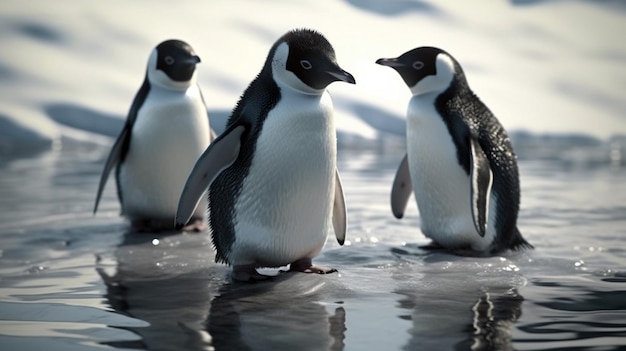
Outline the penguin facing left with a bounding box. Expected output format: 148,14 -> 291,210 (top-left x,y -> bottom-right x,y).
176,29 -> 355,282
376,47 -> 533,255
93,39 -> 214,232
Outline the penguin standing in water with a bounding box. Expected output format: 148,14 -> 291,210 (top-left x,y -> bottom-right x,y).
176,29 -> 354,282
94,39 -> 213,232
376,47 -> 532,255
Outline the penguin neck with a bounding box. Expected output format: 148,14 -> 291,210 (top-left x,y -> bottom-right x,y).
278,82 -> 324,99
148,69 -> 197,92
266,66 -> 325,104
277,80 -> 325,103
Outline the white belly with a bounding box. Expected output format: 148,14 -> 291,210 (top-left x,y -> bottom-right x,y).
407,95 -> 494,251
230,92 -> 336,267
119,85 -> 210,220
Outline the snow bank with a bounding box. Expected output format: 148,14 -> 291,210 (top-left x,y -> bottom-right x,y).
0,0 -> 624,156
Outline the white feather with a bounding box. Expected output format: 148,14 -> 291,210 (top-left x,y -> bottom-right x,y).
119,83 -> 210,220
230,90 -> 336,267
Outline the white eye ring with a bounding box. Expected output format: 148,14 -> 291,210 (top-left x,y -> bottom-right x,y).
300,60 -> 312,70
412,61 -> 424,70
164,56 -> 175,65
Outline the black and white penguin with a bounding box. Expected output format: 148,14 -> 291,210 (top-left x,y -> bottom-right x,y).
93,39 -> 214,232
175,29 -> 354,282
376,47 -> 532,255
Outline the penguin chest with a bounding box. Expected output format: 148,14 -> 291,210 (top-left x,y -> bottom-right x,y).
406,96 -> 491,249
120,87 -> 210,219
230,92 -> 336,266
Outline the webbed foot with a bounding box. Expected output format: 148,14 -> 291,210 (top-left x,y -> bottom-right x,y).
419,241 -> 445,250
181,218 -> 207,232
289,258 -> 337,274
232,264 -> 273,283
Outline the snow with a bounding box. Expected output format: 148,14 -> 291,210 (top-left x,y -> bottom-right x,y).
0,0 -> 624,155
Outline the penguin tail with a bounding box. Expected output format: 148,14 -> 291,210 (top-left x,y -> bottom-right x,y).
510,227 -> 534,251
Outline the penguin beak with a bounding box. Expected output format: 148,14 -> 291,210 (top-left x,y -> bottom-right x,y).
375,58 -> 404,68
183,55 -> 201,66
189,55 -> 201,64
327,68 -> 356,84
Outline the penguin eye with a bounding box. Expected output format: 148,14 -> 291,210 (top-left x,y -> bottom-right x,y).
300,60 -> 313,70
164,56 -> 175,65
412,61 -> 424,70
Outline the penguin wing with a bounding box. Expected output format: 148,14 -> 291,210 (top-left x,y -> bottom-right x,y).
390,153 -> 413,219
93,78 -> 150,214
333,169 -> 347,245
93,123 -> 131,214
469,137 -> 493,237
175,124 -> 246,228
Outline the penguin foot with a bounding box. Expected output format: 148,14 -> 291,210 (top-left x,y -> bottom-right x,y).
450,248 -> 491,258
128,217 -> 206,233
419,241 -> 446,251
420,241 -> 489,257
232,264 -> 273,283
129,219 -> 159,233
289,258 -> 337,275
181,218 -> 207,232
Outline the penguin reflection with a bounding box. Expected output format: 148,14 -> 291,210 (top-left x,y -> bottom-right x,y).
397,288 -> 523,351
206,275 -> 346,351
98,235 -> 346,351
97,231 -> 223,350
465,292 -> 523,351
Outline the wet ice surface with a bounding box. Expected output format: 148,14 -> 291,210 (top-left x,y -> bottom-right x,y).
1,0 -> 625,349
0,138 -> 625,351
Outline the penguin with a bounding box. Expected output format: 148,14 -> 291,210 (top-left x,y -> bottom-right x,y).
376,47 -> 532,255
175,29 -> 355,282
93,39 -> 214,232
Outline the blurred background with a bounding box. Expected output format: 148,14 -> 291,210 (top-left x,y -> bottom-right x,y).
1,0 -> 625,156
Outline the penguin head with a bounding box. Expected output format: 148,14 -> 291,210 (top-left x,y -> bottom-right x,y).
376,47 -> 459,96
269,29 -> 356,95
147,39 -> 201,90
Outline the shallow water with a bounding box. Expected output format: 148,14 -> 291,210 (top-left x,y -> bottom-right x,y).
0,137 -> 625,351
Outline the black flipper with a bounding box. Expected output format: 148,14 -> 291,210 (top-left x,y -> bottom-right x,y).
390,153 -> 413,219
175,124 -> 246,228
333,169 -> 347,245
469,137 -> 493,237
93,125 -> 131,214
93,78 -> 150,214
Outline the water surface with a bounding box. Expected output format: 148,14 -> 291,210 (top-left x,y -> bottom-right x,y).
0,136 -> 625,350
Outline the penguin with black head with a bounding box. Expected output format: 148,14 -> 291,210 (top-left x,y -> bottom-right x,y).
377,47 -> 532,255
176,29 -> 355,281
94,39 -> 214,232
